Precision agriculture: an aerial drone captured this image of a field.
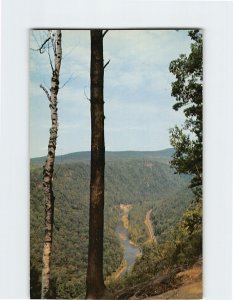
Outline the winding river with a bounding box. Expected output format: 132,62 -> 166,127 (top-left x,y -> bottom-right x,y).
115,205 -> 141,276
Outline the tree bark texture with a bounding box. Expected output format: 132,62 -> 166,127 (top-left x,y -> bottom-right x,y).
41,30 -> 62,299
86,30 -> 106,299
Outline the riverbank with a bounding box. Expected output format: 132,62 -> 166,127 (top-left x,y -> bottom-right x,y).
144,209 -> 157,244
120,204 -> 132,229
113,204 -> 141,279
105,259 -> 127,284
121,205 -> 141,250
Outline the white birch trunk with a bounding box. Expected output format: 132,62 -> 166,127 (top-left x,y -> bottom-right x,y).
41,30 -> 62,299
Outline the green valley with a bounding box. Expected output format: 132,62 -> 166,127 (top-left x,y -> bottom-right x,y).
30,149 -> 199,299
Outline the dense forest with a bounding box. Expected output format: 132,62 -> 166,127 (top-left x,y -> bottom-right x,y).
30,149 -> 195,299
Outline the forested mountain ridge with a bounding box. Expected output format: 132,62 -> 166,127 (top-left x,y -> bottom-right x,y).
30,151 -> 193,299
30,148 -> 175,165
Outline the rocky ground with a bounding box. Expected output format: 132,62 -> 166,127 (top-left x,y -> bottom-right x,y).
143,260 -> 202,299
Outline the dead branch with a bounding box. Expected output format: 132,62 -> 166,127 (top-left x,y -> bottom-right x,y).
84,87 -> 91,102
114,267 -> 182,299
59,73 -> 77,90
32,31 -> 41,49
40,84 -> 51,102
30,37 -> 51,54
49,30 -> 57,53
104,59 -> 110,69
47,42 -> 54,72
62,44 -> 79,60
102,30 -> 109,38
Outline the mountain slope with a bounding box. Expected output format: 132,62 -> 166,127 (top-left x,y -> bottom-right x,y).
30,152 -> 192,299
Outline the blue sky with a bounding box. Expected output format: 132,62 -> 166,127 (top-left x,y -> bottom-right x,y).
30,30 -> 191,158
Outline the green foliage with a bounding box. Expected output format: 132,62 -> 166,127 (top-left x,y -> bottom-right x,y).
113,201 -> 202,290
172,201 -> 202,265
150,186 -> 193,243
128,205 -> 148,245
30,163 -> 123,299
169,30 -> 203,196
30,156 -> 192,298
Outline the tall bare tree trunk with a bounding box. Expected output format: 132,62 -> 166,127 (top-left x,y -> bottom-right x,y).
41,30 -> 62,299
86,29 -> 106,299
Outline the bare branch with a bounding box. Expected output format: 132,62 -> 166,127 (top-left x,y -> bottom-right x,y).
84,87 -> 91,101
102,30 -> 109,38
49,30 -> 57,54
104,59 -> 110,69
32,31 -> 41,49
40,84 -> 51,102
62,44 -> 79,60
31,37 -> 51,53
46,42 -> 54,72
59,73 -> 77,90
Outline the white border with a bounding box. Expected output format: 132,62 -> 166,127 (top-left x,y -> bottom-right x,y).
1,1 -> 233,299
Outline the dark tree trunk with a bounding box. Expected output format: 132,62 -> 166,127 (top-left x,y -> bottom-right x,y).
86,29 -> 106,299
41,30 -> 62,299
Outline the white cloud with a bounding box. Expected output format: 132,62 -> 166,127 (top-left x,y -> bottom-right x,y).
30,29 -> 192,157
103,30 -> 191,97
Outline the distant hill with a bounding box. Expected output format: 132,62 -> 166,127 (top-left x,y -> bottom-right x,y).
30,148 -> 175,165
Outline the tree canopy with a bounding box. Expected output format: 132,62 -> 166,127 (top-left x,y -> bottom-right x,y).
169,29 -> 203,197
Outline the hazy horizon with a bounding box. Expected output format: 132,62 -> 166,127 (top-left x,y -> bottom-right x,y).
30,147 -> 174,159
